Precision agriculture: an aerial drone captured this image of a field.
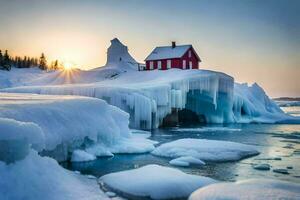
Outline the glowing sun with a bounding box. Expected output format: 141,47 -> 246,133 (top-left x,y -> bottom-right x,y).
63,61 -> 75,70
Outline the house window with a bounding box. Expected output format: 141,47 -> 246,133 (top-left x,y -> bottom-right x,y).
188,50 -> 192,58
167,60 -> 171,69
157,61 -> 162,70
182,60 -> 186,69
189,61 -> 192,69
150,61 -> 154,70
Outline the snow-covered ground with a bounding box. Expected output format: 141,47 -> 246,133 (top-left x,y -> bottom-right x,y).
0,116 -> 110,200
1,39 -> 298,130
99,164 -> 217,200
152,138 -> 259,164
189,179 -> 300,200
0,150 -> 109,200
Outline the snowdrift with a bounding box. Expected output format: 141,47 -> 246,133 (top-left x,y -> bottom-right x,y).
1,38 -> 297,130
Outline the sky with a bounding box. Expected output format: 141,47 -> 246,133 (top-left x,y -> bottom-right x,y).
0,0 -> 299,97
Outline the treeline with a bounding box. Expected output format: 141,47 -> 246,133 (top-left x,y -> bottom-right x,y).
0,50 -> 63,71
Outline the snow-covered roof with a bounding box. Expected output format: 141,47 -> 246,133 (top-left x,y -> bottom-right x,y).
145,45 -> 192,61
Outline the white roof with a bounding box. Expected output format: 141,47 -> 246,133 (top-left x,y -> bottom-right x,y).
145,45 -> 192,61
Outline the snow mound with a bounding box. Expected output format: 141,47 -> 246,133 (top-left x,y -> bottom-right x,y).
0,93 -> 155,161
152,138 -> 259,162
71,150 -> 96,162
99,164 -> 217,200
189,179 -> 300,200
0,150 -> 108,200
169,156 -> 205,167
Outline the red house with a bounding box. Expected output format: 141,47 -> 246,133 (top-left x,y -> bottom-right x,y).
144,42 -> 201,70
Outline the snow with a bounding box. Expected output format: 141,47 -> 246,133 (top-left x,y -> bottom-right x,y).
189,179 -> 300,200
71,150 -> 96,162
86,134 -> 157,156
152,138 -> 259,162
99,164 -> 217,200
0,67 -> 46,89
145,44 -> 192,61
169,156 -> 205,167
0,150 -> 109,200
0,93 -> 155,161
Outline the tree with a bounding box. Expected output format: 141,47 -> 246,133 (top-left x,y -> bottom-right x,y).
39,53 -> 47,70
3,50 -> 10,65
2,50 -> 11,70
0,50 -> 3,66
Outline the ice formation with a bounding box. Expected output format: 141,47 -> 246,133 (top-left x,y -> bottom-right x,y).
152,138 -> 259,162
105,38 -> 139,70
1,38 -> 298,130
189,179 -> 300,200
0,93 -> 155,161
99,164 -> 217,200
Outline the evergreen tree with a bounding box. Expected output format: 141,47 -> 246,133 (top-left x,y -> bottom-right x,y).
39,53 -> 47,70
2,50 -> 11,70
54,60 -> 59,70
0,50 -> 3,66
3,50 -> 10,65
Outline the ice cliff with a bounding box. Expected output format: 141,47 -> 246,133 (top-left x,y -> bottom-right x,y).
0,38 -> 296,130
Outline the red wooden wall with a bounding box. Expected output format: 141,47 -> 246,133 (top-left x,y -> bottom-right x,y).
145,47 -> 199,70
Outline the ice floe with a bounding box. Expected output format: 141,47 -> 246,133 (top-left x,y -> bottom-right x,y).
99,164 -> 217,200
152,138 -> 259,162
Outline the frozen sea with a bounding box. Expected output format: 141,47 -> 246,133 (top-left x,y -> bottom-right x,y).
62,122 -> 300,184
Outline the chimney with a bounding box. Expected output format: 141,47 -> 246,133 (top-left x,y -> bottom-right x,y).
172,41 -> 176,48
